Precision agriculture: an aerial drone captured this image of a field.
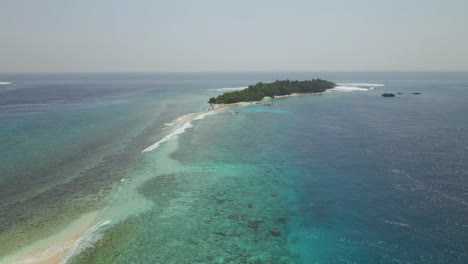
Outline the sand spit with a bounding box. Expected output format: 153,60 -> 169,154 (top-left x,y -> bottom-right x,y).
3,94 -> 309,264
1,211 -> 101,264
142,101 -> 253,153
211,92 -> 318,110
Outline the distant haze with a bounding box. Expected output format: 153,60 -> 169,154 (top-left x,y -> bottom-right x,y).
1,0 -> 468,72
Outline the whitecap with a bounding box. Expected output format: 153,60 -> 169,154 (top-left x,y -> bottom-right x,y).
142,121 -> 194,152
60,220 -> 111,264
329,82 -> 385,92
329,86 -> 371,92
210,87 -> 247,92
0,82 -> 11,85
193,111 -> 217,120
337,83 -> 384,87
381,219 -> 411,228
142,111 -> 218,153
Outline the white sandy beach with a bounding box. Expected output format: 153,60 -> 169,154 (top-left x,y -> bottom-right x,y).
1,211 -> 100,264
2,93 -> 312,264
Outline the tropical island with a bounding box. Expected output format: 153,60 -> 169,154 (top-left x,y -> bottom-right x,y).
208,79 -> 336,104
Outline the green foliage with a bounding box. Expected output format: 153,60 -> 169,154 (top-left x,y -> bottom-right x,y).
208,79 -> 335,104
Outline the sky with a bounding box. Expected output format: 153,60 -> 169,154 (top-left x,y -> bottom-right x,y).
1,0 -> 468,72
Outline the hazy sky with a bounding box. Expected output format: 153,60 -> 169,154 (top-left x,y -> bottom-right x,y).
1,0 -> 468,72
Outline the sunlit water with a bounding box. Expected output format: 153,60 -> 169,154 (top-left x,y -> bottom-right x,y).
0,72 -> 467,263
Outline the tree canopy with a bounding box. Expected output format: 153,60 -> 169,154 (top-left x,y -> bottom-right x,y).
208,79 -> 336,104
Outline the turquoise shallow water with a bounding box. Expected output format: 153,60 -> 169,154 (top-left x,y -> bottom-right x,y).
0,72 -> 467,263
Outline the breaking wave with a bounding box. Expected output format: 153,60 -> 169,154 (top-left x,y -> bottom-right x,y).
337,83 -> 384,87
142,111 -> 217,153
210,87 -> 247,92
330,86 -> 372,92
193,111 -> 217,120
60,220 -> 111,264
329,82 -> 385,92
381,219 -> 411,228
142,121 -> 194,153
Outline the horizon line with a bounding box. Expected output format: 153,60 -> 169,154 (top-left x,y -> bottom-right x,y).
1,70 -> 468,75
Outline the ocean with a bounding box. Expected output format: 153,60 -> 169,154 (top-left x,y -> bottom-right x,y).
0,72 -> 467,263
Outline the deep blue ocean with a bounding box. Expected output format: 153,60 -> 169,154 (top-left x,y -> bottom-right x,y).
0,72 -> 467,263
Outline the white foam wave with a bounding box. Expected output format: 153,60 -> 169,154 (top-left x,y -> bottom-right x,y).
142,111 -> 218,153
337,83 -> 384,87
164,122 -> 175,127
381,219 -> 411,228
60,220 -> 111,264
210,87 -> 247,92
142,122 -> 193,152
0,82 -> 11,85
193,111 -> 216,120
329,86 -> 371,92
329,82 -> 384,92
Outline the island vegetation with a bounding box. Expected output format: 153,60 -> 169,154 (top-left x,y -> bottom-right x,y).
208,79 -> 336,104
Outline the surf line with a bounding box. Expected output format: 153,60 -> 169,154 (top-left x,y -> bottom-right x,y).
141,109 -> 220,153
59,220 -> 111,264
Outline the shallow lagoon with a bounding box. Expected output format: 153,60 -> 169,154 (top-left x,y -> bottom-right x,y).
1,72 -> 467,263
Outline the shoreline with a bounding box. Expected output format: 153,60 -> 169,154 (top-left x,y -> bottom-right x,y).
2,93 -> 310,264
142,101 -> 255,153
210,91 -> 322,110
1,211 -> 100,264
